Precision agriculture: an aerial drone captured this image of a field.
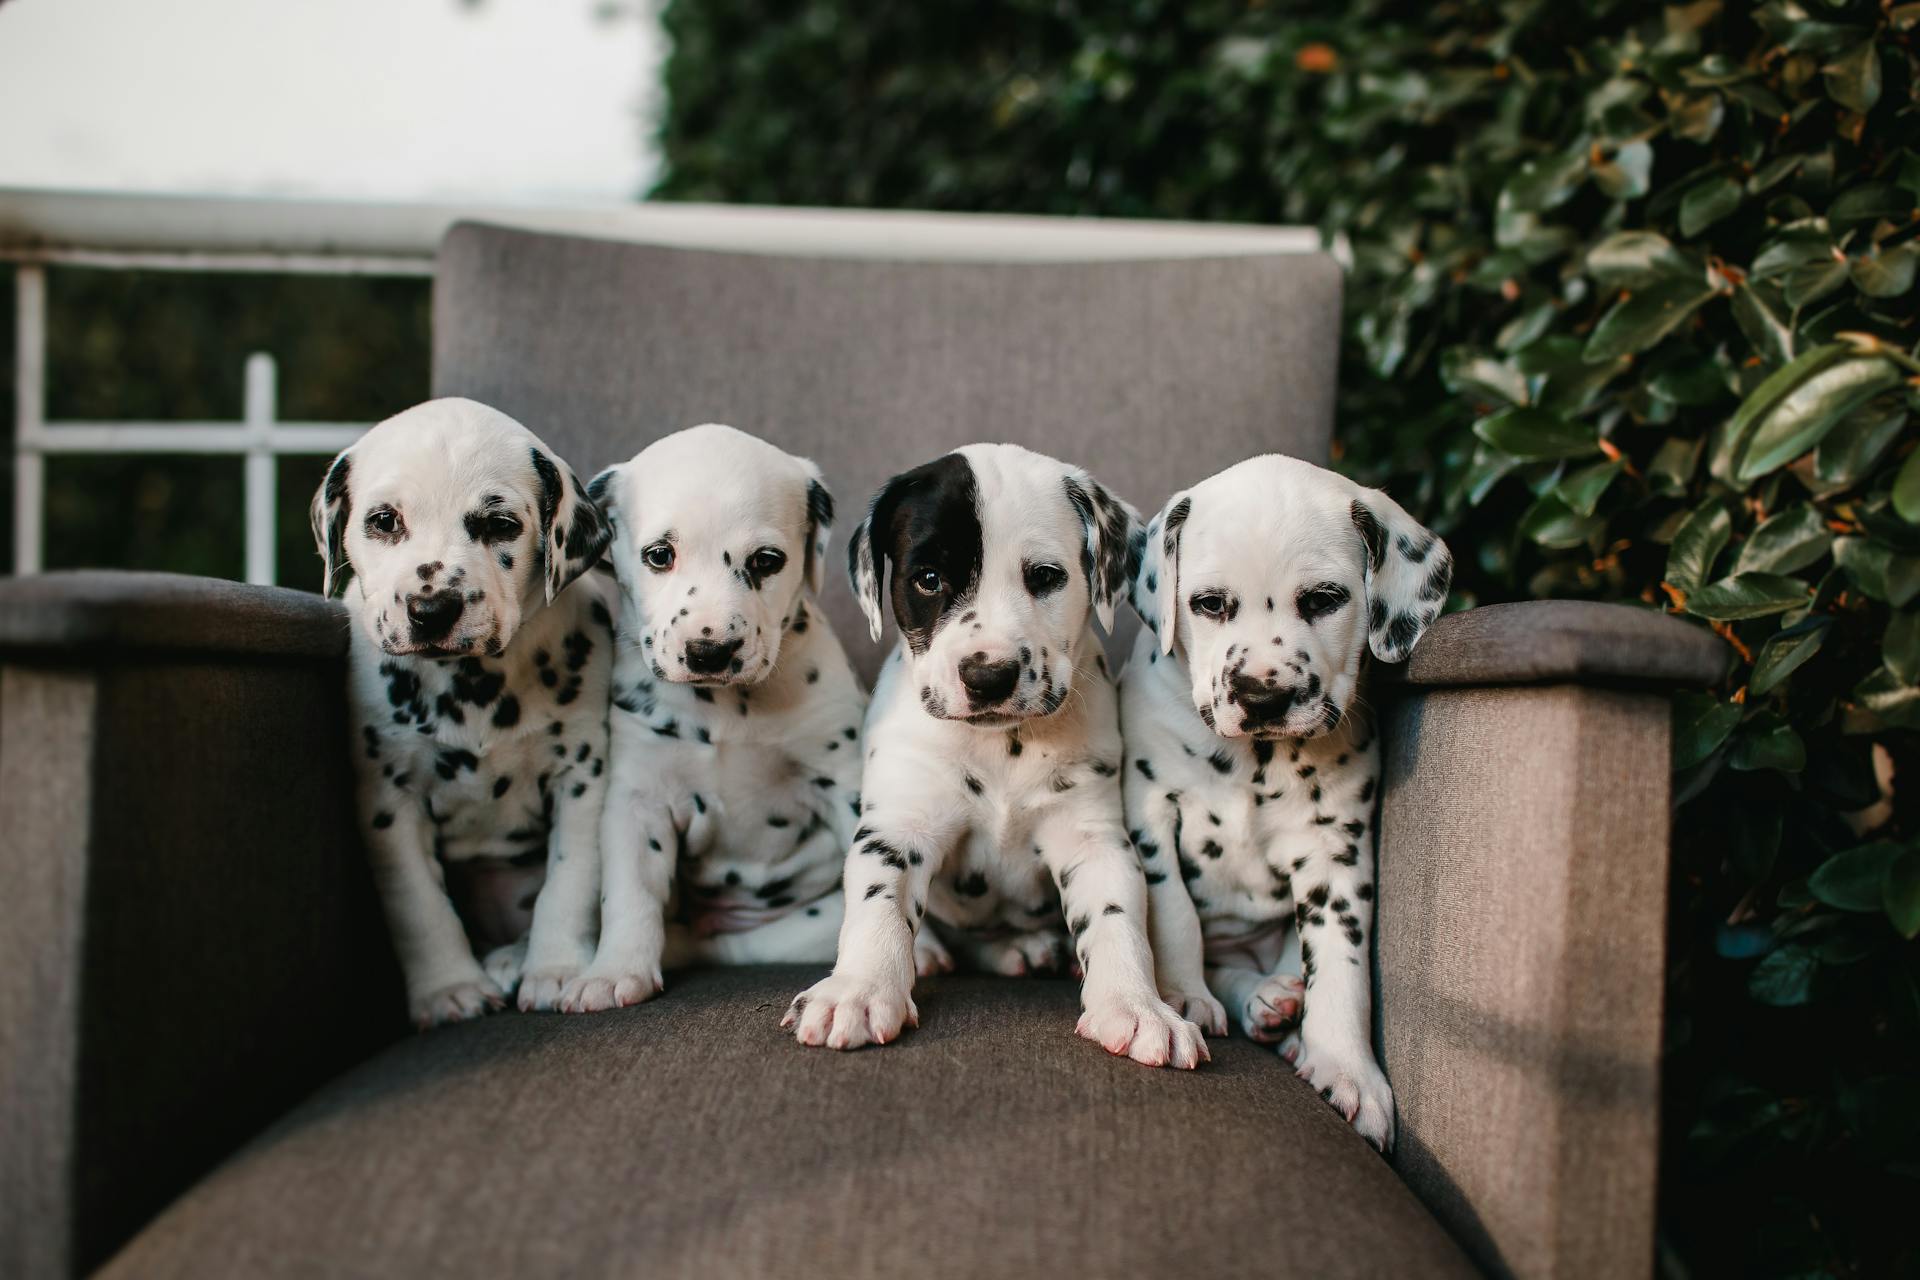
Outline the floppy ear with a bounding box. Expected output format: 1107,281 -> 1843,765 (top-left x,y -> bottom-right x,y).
1349,489 -> 1452,663
845,474 -> 902,644
801,463 -> 835,597
531,446 -> 613,603
1129,491 -> 1191,655
1062,471 -> 1140,634
309,448 -> 354,597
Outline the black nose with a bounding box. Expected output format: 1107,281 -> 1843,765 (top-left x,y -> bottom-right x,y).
1233,677 -> 1294,724
405,592 -> 464,643
958,654 -> 1021,706
684,637 -> 744,675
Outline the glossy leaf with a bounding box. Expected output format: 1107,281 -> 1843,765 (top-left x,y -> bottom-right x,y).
1668,498 -> 1732,594
1732,354 -> 1902,483
1583,274 -> 1721,362
1833,537 -> 1920,607
1729,719 -> 1806,773
1887,850 -> 1920,940
1886,608 -> 1920,685
1749,616 -> 1831,695
1733,504 -> 1830,575
1587,230 -> 1693,286
1680,175 -> 1743,237
1673,691 -> 1741,769
1823,41 -> 1882,113
1897,446 -> 1920,523
1809,842 -> 1907,913
1748,945 -> 1817,1006
1471,407 -> 1599,460
1685,572 -> 1810,620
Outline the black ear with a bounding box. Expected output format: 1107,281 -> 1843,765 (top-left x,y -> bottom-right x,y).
309,450 -> 353,597
1131,492 -> 1190,654
802,466 -> 835,596
1062,470 -> 1140,633
1350,491 -> 1452,662
532,446 -> 612,602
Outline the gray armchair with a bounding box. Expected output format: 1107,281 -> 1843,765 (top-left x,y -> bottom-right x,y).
0,222 -> 1724,1279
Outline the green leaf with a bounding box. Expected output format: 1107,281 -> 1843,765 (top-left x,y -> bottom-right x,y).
1856,666 -> 1920,730
1555,459 -> 1623,517
1809,841 -> 1907,912
1748,945 -> 1817,1006
1734,504 -> 1830,575
1814,399 -> 1909,488
1733,355 -> 1903,483
1729,718 -> 1806,772
1586,231 -> 1694,287
1673,690 -> 1741,769
1731,281 -> 1795,366
1667,498 -> 1733,593
1686,572 -> 1810,620
1750,616 -> 1831,695
1440,348 -> 1528,406
1896,447 -> 1920,523
1830,183 -> 1912,228
1472,407 -> 1599,461
1833,537 -> 1920,607
1784,257 -> 1850,309
1886,608 -> 1920,685
1584,274 -> 1721,362
1887,850 -> 1920,940
1680,175 -> 1743,236
1517,493 -> 1605,549
1499,147 -> 1588,215
1592,140 -> 1652,200
1649,357 -> 1728,406
1649,436 -> 1702,497
1850,243 -> 1919,298
1823,40 -> 1881,113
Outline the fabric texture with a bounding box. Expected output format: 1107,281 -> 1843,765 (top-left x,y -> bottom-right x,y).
1389,600 -> 1727,690
431,224 -> 1343,684
102,967 -> 1476,1280
1376,685 -> 1671,1279
0,571 -> 349,661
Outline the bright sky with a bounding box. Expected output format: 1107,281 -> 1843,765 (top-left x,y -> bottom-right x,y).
0,0 -> 660,202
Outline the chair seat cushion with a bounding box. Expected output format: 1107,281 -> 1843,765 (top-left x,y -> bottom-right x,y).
102,967 -> 1475,1279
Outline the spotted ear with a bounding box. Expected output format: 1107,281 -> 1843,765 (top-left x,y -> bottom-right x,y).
1350,490 -> 1452,663
1063,471 -> 1140,634
801,462 -> 835,597
531,446 -> 613,603
309,448 -> 354,597
1130,491 -> 1191,655
845,475 -> 900,644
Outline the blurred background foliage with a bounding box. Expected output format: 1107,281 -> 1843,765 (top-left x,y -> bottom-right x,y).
656,0 -> 1920,1275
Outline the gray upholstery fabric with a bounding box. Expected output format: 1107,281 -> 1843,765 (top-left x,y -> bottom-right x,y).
1376,685 -> 1671,1279
1391,600 -> 1727,690
0,571 -> 348,660
432,224 -> 1343,683
0,652 -> 403,1277
102,968 -> 1476,1280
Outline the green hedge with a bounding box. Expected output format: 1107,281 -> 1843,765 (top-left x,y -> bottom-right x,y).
657,2 -> 1919,1272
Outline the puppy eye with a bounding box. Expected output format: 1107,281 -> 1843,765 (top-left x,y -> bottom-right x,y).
365,507 -> 403,538
747,548 -> 787,577
1023,562 -> 1068,597
642,542 -> 675,572
910,568 -> 944,597
482,514 -> 520,541
1297,584 -> 1350,623
1189,592 -> 1228,619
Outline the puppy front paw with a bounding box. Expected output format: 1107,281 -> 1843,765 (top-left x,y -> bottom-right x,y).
1241,973 -> 1305,1043
1166,989 -> 1228,1037
517,965 -> 584,1013
783,973 -> 917,1049
1077,994 -> 1209,1069
1293,1038 -> 1395,1152
558,959 -> 664,1013
913,929 -> 956,978
410,976 -> 506,1029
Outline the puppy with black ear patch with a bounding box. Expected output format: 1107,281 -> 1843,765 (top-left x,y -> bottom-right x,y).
313,398 -> 615,1027
560,424 -> 867,1011
785,444 -> 1208,1070
1120,453 -> 1451,1148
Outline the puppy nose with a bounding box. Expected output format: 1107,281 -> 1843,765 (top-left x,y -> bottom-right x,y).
1233,677 -> 1294,722
958,654 -> 1021,705
684,637 -> 743,675
406,592 -> 464,643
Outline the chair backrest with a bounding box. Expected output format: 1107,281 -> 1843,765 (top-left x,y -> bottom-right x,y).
432,220 -> 1342,682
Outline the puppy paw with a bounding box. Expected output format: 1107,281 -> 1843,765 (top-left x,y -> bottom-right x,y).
1077,994 -> 1209,1069
783,973 -> 917,1050
913,929 -> 956,978
1166,989 -> 1229,1037
985,930 -> 1069,977
410,976 -> 506,1029
516,965 -> 583,1013
1293,1038 -> 1395,1152
1242,973 -> 1306,1043
558,961 -> 663,1013
481,939 -> 527,994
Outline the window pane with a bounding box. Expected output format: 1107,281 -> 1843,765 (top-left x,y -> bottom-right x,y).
44,454 -> 244,581
278,452 -> 335,592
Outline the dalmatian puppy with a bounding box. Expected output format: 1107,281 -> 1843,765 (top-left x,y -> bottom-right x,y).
784,444 -> 1209,1070
313,397 -> 615,1027
1119,453 -> 1451,1148
558,424 -> 866,1012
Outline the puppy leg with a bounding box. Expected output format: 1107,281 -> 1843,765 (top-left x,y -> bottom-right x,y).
1128,798 -> 1227,1035
671,890 -> 844,965
560,775 -> 675,1013
364,802 -> 503,1028
517,758 -> 606,1012
785,822 -> 948,1050
1038,812 -> 1207,1069
1289,834 -> 1394,1151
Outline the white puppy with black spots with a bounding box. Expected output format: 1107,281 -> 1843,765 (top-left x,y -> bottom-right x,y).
560,424 -> 867,1011
1119,453 -> 1451,1147
314,398 -> 615,1027
785,444 -> 1209,1070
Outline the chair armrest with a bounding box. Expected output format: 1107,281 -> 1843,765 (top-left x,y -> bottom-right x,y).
1374,606 -> 1723,1279
0,573 -> 403,1277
